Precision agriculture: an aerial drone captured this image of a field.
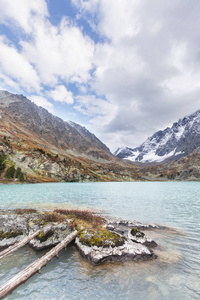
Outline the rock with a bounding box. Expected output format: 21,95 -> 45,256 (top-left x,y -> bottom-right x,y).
0,210 -> 73,251
29,222 -> 73,250
0,210 -> 29,249
0,236 -> 23,249
106,224 -> 114,231
0,209 -> 159,265
106,219 -> 160,230
143,240 -> 158,248
113,228 -> 124,235
0,210 -> 29,234
76,237 -> 156,265
129,229 -> 157,248
75,227 -> 157,265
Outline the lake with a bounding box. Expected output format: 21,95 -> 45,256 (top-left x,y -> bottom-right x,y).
0,182 -> 199,299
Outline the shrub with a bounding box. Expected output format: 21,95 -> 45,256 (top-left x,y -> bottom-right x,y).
15,167 -> 21,178
47,153 -> 52,158
0,153 -> 6,175
18,172 -> 24,181
15,167 -> 24,181
5,166 -> 15,179
3,140 -> 11,148
34,148 -> 45,155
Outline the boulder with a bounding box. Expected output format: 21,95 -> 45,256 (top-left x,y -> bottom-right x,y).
0,210 -> 73,251
0,210 -> 29,249
76,237 -> 156,265
129,228 -> 157,248
29,222 -> 73,250
0,209 -> 158,265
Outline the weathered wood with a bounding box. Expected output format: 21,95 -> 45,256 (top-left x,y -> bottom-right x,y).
0,230 -> 78,299
0,230 -> 40,260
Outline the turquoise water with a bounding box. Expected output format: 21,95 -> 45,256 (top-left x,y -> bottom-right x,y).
0,182 -> 200,299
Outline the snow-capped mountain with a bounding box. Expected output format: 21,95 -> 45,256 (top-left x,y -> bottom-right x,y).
114,110 -> 200,163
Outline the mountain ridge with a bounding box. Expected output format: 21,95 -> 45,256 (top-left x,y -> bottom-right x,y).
0,90 -> 111,160
115,110 -> 200,163
0,90 -> 140,183
1,90 -> 200,182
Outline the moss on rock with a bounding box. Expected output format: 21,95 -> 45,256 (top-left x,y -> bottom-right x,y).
36,229 -> 54,242
79,229 -> 125,248
130,227 -> 145,238
0,230 -> 23,240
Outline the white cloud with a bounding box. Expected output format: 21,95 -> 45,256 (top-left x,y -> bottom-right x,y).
161,42 -> 200,95
74,94 -> 118,125
1,0 -> 200,152
0,0 -> 48,33
0,0 -> 94,101
29,95 -> 54,114
72,0 -> 141,43
72,0 -> 200,150
0,36 -> 40,91
93,42 -> 147,100
49,85 -> 74,104
21,17 -> 94,86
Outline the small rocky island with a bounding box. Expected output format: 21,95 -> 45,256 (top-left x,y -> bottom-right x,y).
0,209 -> 158,265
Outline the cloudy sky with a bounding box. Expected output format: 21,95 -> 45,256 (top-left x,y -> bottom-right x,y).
0,0 -> 200,152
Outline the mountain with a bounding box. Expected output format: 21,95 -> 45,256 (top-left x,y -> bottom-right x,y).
114,110 -> 200,163
1,90 -> 200,182
0,90 -> 139,183
136,147 -> 200,181
0,90 -> 111,160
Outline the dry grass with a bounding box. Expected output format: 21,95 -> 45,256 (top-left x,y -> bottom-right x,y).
39,212 -> 67,224
54,209 -> 104,227
15,208 -> 38,214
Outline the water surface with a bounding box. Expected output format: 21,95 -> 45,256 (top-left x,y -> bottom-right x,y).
0,182 -> 199,299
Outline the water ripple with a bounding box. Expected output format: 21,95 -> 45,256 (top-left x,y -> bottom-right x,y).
0,182 -> 200,299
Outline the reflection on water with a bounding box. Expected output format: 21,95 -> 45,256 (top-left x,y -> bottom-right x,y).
0,182 -> 200,299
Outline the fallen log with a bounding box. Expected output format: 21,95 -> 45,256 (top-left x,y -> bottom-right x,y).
0,230 -> 78,299
0,230 -> 40,260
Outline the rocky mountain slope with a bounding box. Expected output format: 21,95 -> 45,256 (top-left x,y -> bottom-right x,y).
0,90 -> 200,182
115,110 -> 200,163
0,90 -> 111,160
136,147 -> 200,181
0,90 -> 139,183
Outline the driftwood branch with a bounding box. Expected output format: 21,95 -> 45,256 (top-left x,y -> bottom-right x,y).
0,230 -> 40,261
0,230 -> 78,299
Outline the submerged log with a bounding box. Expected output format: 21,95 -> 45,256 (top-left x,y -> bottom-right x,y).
0,230 -> 40,260
0,230 -> 78,299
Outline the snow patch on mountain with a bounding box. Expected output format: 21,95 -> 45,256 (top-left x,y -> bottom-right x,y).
114,110 -> 200,163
